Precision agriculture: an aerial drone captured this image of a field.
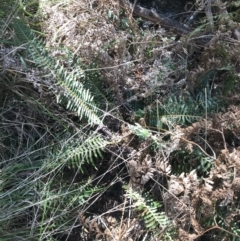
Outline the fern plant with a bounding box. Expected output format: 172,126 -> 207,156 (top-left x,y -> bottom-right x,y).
0,16 -> 110,240
170,149 -> 213,175
0,105 -> 106,240
10,18 -> 101,125
125,187 -> 173,239
56,134 -> 108,171
146,87 -> 220,130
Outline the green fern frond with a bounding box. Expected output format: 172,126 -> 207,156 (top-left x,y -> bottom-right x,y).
147,89 -> 220,129
146,95 -> 201,128
11,18 -> 101,125
59,135 -> 108,171
125,187 -> 169,231
194,69 -> 217,94
55,63 -> 101,125
12,17 -> 34,44
171,149 -> 213,175
160,114 -> 201,127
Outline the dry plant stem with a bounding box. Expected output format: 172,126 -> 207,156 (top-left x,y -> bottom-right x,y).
118,196 -> 127,241
84,58 -> 142,71
213,0 -> 231,20
195,216 -> 240,239
186,0 -> 214,30
151,177 -> 189,210
131,0 -> 138,18
214,225 -> 240,239
151,176 -> 192,240
90,203 -> 126,223
100,216 -> 117,241
142,232 -> 149,241
220,127 -> 228,151
132,4 -> 191,34
180,137 -> 214,159
205,88 -> 208,151
151,126 -> 214,158
186,2 -> 206,26
197,135 -> 216,159
211,127 -> 228,151
194,225 -> 218,239
157,211 -> 184,240
82,177 -> 120,213
205,0 -> 214,32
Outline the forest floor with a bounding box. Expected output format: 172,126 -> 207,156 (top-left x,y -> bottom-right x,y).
1,0 -> 240,240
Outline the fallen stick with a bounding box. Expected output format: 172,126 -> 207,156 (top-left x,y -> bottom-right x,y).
133,5 -> 192,35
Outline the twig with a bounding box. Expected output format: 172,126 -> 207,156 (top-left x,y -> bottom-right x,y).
205,0 -> 214,32
180,137 -> 215,159
131,0 -> 138,18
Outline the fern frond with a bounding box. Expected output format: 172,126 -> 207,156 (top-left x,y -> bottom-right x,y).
125,187 -> 169,231
59,135 -> 108,171
55,63 -> 101,125
147,89 -> 220,129
12,18 -> 101,125
146,95 -> 201,128
12,17 -> 34,45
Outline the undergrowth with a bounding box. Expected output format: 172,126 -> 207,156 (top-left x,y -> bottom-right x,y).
1,0 -> 240,240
